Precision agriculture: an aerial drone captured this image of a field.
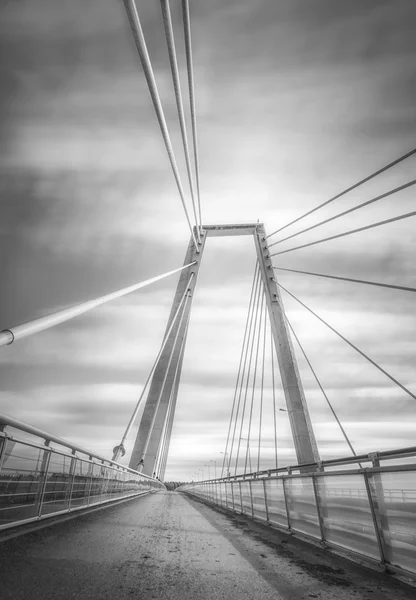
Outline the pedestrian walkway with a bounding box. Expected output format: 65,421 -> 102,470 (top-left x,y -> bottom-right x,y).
0,491 -> 414,599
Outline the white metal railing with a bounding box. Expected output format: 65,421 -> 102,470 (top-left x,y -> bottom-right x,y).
0,412 -> 165,532
178,448 -> 416,579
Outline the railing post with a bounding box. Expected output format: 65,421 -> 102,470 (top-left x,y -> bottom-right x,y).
282,476 -> 292,531
86,459 -> 94,506
231,481 -> 236,511
238,481 -> 243,514
363,470 -> 386,564
263,478 -> 269,522
249,480 -> 254,517
311,474 -> 326,544
67,452 -> 77,510
0,433 -> 7,472
36,442 -> 51,517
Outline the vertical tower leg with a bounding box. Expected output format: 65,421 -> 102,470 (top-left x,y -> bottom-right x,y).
129,231 -> 205,475
159,337 -> 186,481
254,225 -> 320,466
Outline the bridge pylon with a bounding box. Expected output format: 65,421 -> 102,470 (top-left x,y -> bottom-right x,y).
129,223 -> 319,476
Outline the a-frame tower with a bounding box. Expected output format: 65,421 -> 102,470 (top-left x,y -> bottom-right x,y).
129,224 -> 319,477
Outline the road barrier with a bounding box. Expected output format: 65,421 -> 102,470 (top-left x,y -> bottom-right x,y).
178,448 -> 416,579
0,413 -> 165,532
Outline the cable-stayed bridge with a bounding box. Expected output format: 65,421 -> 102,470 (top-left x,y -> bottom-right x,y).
1,1 -> 416,598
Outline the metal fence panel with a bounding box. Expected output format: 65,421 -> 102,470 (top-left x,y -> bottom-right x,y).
284,477 -> 321,539
316,474 -> 380,560
263,478 -> 288,528
40,451 -> 73,516
0,439 -> 49,525
70,459 -> 92,507
240,481 -> 252,515
251,479 -> 267,521
232,482 -> 242,512
0,430 -> 164,532
366,470 -> 416,572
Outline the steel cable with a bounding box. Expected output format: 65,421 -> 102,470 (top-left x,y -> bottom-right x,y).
266,148 -> 416,239
221,264 -> 258,477
182,0 -> 202,231
269,178 -> 416,249
228,267 -> 261,475
278,282 -> 416,402
112,272 -> 195,461
270,328 -> 279,471
234,272 -> 263,475
270,210 -> 416,258
122,0 -> 198,248
139,289 -> 192,467
285,316 -> 358,459
273,266 -> 416,295
257,298 -> 267,472
160,0 -> 200,239
244,292 -> 264,474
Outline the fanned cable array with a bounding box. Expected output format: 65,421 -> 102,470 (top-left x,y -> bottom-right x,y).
222,264 -> 284,476
122,0 -> 203,245
221,262 -> 361,477
260,148 -> 416,465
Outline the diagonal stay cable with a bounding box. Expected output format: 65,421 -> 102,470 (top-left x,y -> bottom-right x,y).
285,315 -> 358,459
227,267 -> 260,476
257,296 -> 267,472
160,0 -> 200,240
112,272 -> 195,461
182,0 -> 202,231
270,326 -> 278,471
273,266 -> 416,294
277,282 -> 416,402
234,271 -> 263,475
270,210 -> 416,257
266,148 -> 416,239
156,312 -> 190,479
221,263 -> 258,478
0,263 -> 196,349
269,178 -> 416,249
244,291 -> 264,474
122,0 -> 198,248
139,289 -> 192,467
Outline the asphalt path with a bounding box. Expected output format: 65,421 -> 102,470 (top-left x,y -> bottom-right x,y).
0,491 -> 414,599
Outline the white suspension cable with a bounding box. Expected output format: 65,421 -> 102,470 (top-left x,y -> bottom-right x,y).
122,0 -> 198,248
182,0 -> 202,231
160,0 -> 200,240
138,289 -> 192,468
0,263 -> 196,349
112,272 -> 195,461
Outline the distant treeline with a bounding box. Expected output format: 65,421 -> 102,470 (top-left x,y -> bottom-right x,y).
163,481 -> 185,491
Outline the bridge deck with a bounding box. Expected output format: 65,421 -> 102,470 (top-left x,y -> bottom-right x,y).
0,491 -> 414,600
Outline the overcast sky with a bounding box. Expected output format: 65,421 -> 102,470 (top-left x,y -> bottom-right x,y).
1,0 -> 415,480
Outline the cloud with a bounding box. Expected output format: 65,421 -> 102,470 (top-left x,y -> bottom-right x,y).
1,0 -> 415,481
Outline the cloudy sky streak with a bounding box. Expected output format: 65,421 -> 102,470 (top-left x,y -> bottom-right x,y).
1,0 -> 415,479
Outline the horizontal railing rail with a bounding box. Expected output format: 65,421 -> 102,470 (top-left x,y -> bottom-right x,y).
0,413 -> 165,532
178,450 -> 416,580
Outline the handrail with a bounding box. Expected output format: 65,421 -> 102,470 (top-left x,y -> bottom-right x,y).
0,412 -> 153,478
190,445 -> 416,484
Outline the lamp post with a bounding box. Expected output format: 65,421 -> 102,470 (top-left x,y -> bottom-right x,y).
204,463 -> 211,480
210,460 -> 217,480
220,451 -> 230,478
240,437 -> 253,474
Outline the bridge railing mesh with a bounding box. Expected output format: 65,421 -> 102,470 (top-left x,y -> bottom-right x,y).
178,460 -> 416,578
0,425 -> 165,532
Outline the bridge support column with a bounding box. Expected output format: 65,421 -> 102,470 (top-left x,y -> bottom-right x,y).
254,224 -> 319,467
129,230 -> 205,476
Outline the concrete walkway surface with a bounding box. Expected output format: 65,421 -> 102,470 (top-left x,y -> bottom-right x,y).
0,491 -> 414,600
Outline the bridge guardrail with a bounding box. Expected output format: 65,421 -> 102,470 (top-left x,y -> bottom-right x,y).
0,413 -> 165,532
178,449 -> 416,580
